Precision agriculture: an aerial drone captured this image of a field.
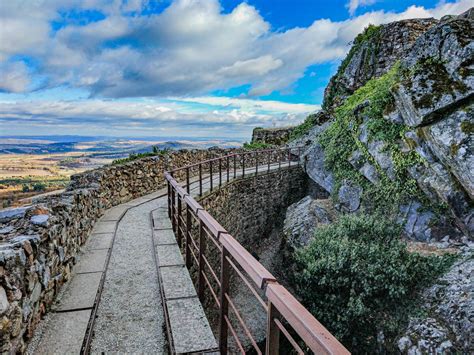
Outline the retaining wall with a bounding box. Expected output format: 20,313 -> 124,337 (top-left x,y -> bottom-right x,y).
199,167 -> 308,256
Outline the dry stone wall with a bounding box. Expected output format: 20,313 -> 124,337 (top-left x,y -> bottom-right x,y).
0,147 -> 238,353
199,167 -> 307,251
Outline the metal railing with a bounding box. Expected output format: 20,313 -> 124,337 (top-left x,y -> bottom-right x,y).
165,147 -> 349,354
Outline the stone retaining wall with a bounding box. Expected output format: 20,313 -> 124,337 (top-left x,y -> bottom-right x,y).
0,148 -> 239,353
199,167 -> 307,252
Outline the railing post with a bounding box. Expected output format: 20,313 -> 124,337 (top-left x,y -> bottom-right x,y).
186,206 -> 192,269
226,155 -> 230,182
233,154 -> 236,179
198,220 -> 205,301
265,301 -> 281,355
219,247 -> 230,354
171,187 -> 176,232
297,147 -> 302,166
278,150 -> 281,170
288,148 -> 291,167
167,181 -> 171,218
199,163 -> 202,197
186,167 -> 190,193
219,158 -> 222,187
242,154 -> 245,178
210,160 -> 213,192
177,195 -> 182,247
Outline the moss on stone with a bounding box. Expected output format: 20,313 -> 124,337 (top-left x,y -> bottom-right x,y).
460,121 -> 474,134
319,62 -> 430,215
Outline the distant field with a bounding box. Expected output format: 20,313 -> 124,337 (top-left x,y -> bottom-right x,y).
0,136 -> 241,209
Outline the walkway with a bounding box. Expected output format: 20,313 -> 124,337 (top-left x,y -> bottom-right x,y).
27,162 -> 300,354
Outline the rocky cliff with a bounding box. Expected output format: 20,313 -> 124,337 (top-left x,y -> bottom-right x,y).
284,8 -> 473,353
297,9 -> 473,242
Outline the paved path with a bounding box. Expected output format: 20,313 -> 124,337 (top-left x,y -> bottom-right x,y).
90,197 -> 168,353
28,161 -> 300,354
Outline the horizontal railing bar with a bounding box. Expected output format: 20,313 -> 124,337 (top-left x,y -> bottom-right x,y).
266,283 -> 350,355
168,147 -> 298,174
202,271 -> 220,308
224,315 -> 246,354
202,254 -> 221,287
225,294 -> 262,355
226,256 -> 267,311
220,233 -> 276,289
274,318 -> 305,355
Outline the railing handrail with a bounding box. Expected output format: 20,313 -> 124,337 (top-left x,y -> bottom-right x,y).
165,147 -> 350,355
168,146 -> 298,174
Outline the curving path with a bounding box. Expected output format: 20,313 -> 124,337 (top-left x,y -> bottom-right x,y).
28,161 -> 299,354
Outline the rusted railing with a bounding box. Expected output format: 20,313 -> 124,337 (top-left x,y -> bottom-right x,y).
165,147 -> 349,354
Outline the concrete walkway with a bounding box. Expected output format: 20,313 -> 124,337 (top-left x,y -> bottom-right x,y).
28,161 -> 300,354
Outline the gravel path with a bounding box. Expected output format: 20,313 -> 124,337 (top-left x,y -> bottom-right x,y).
90,198 -> 167,353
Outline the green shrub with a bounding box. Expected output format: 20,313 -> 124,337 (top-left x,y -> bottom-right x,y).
294,214 -> 453,353
22,184 -> 30,192
32,182 -> 46,192
242,141 -> 271,150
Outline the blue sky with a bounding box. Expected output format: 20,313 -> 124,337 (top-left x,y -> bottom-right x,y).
0,0 -> 471,139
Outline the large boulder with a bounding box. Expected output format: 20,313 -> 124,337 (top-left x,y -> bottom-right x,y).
283,196 -> 335,249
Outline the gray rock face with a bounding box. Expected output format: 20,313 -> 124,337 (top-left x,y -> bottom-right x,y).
303,143 -> 334,194
394,15 -> 473,127
349,149 -> 381,184
324,18 -> 437,111
283,196 -> 334,249
337,180 -> 363,212
398,201 -> 436,241
398,252 -> 474,353
421,104 -> 474,199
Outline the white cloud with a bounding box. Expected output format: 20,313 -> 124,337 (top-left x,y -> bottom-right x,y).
0,61 -> 31,92
347,0 -> 377,16
178,96 -> 320,114
0,97 -> 314,137
0,0 -> 472,98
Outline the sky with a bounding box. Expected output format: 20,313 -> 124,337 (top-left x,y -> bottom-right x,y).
0,0 -> 472,139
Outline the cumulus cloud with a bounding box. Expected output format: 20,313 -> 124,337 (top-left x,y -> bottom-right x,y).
347,0 -> 377,16
0,0 -> 472,98
0,97 -> 315,137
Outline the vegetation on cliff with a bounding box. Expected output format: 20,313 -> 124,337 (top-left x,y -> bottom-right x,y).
318,62 -> 433,215
294,214 -> 454,353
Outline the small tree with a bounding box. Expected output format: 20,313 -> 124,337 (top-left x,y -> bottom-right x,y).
293,214 -> 451,353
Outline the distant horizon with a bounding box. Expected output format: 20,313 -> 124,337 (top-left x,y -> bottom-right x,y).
0,135 -> 246,143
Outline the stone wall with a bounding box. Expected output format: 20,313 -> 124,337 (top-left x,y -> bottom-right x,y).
251,127 -> 295,146
199,167 -> 307,251
0,147 -> 239,353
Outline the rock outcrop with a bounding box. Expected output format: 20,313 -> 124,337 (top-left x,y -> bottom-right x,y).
251,126 -> 295,145
323,19 -> 437,112
298,10 -> 473,241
